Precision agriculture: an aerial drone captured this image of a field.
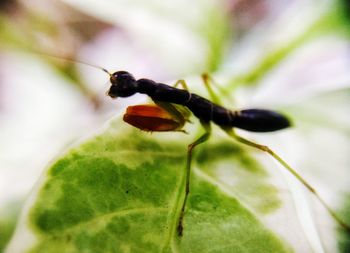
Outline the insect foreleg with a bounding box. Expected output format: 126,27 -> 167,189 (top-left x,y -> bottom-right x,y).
177,120 -> 211,236
152,100 -> 191,129
222,127 -> 350,233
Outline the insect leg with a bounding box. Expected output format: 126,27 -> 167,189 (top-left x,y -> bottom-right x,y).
154,80 -> 193,124
152,100 -> 191,131
222,127 -> 350,233
178,121 -> 212,236
172,79 -> 189,90
172,74 -> 221,103
173,74 -> 222,103
201,73 -> 221,104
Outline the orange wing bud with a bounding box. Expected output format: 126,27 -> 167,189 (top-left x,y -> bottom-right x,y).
123,105 -> 183,132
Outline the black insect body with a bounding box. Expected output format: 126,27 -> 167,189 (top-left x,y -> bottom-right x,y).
107,71 -> 291,132
106,70 -> 350,237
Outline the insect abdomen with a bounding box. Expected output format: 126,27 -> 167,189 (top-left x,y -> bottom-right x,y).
230,109 -> 291,132
185,94 -> 213,122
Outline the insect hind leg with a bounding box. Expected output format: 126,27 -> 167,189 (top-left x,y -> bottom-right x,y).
177,120 -> 211,236
222,127 -> 350,233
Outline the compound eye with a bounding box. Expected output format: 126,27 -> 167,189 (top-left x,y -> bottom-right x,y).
110,73 -> 118,85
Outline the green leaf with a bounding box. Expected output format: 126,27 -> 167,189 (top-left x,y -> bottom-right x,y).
338,194 -> 350,253
8,119 -> 292,253
0,201 -> 21,252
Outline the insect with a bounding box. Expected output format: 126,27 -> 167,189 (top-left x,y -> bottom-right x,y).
42,53 -> 350,236
105,70 -> 350,236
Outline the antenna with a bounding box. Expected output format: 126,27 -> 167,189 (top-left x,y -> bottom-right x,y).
33,50 -> 112,76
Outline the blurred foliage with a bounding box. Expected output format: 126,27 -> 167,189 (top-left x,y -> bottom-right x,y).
0,200 -> 22,252
227,1 -> 350,90
198,4 -> 230,72
338,195 -> 350,253
337,0 -> 350,30
0,1 -> 111,109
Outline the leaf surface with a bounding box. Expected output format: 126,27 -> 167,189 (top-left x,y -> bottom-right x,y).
8,120 -> 292,253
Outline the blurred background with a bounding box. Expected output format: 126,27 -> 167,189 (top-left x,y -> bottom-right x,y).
1,0 -> 350,252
